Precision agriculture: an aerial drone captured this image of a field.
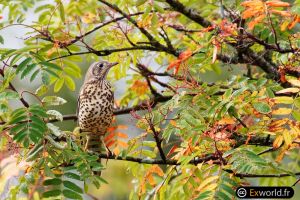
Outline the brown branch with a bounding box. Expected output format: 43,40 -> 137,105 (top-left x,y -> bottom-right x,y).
89,152 -> 300,178
98,0 -> 178,56
165,0 -> 212,27
0,67 -> 29,108
245,32 -> 297,54
97,152 -> 219,165
224,169 -> 300,178
47,46 -> 160,62
147,116 -> 167,163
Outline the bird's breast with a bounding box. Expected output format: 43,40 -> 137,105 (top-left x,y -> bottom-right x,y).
78,80 -> 114,133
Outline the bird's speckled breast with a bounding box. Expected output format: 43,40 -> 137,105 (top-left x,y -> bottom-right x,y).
78,80 -> 114,134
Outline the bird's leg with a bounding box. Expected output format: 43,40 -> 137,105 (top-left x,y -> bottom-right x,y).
101,138 -> 112,156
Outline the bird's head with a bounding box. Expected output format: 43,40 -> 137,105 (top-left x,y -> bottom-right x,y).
85,61 -> 118,81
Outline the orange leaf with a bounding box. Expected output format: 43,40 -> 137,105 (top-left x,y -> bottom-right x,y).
288,15 -> 300,29
248,14 -> 265,30
269,9 -> 292,17
217,117 -> 236,125
266,1 -> 290,7
167,60 -> 181,71
113,147 -> 120,155
170,120 -> 177,126
117,132 -> 128,139
117,140 -> 128,147
147,174 -> 156,186
151,165 -> 164,176
179,49 -> 192,61
117,125 -> 128,130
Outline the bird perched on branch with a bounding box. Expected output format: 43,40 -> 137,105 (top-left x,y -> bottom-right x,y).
77,61 -> 118,172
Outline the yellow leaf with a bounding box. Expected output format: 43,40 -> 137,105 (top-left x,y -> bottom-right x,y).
201,183 -> 218,192
273,135 -> 283,148
276,88 -> 300,94
217,117 -> 236,125
273,96 -> 294,104
283,130 -> 292,146
212,45 -> 218,63
287,79 -> 300,87
272,108 -> 292,115
82,12 -> 96,24
197,176 -> 219,191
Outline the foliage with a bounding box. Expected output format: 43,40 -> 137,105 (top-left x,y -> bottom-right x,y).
0,0 -> 300,199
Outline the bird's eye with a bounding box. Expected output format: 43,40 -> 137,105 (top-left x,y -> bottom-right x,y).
98,63 -> 104,68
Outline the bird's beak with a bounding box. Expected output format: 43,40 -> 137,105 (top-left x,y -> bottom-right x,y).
108,62 -> 118,68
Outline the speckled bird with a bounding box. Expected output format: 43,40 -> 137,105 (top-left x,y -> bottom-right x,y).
77,61 -> 117,155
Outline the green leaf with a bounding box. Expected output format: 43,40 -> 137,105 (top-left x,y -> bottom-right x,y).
58,0 -> 65,22
54,78 -> 64,93
64,76 -> 76,91
11,107 -> 27,119
64,172 -> 81,181
42,71 -> 50,84
43,189 -> 62,198
30,69 -> 40,82
63,181 -> 83,194
21,63 -> 37,79
44,68 -> 60,78
40,61 -> 62,71
2,45 -> 43,59
62,189 -> 82,200
136,0 -> 147,6
43,178 -> 62,185
292,110 -> 300,121
294,97 -> 300,109
42,96 -> 67,106
10,115 -> 27,124
29,105 -> 47,117
95,176 -> 108,184
10,123 -> 27,133
0,35 -> 4,44
16,57 -> 32,74
252,102 -> 271,114
0,91 -> 19,100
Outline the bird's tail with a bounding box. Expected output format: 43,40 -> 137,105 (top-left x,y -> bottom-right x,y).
86,133 -> 103,176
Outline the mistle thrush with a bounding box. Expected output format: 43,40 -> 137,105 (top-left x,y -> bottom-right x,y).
77,61 -> 117,156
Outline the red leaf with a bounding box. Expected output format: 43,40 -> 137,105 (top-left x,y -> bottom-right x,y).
106,140 -> 116,148
167,145 -> 178,157
104,132 -> 115,143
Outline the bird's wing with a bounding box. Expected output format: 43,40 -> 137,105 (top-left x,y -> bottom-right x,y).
76,86 -> 83,124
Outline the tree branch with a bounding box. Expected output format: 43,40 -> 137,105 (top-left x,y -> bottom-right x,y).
166,0 -> 212,27
98,0 -> 178,56
97,152 -> 219,165
0,67 -> 29,108
94,153 -> 300,178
